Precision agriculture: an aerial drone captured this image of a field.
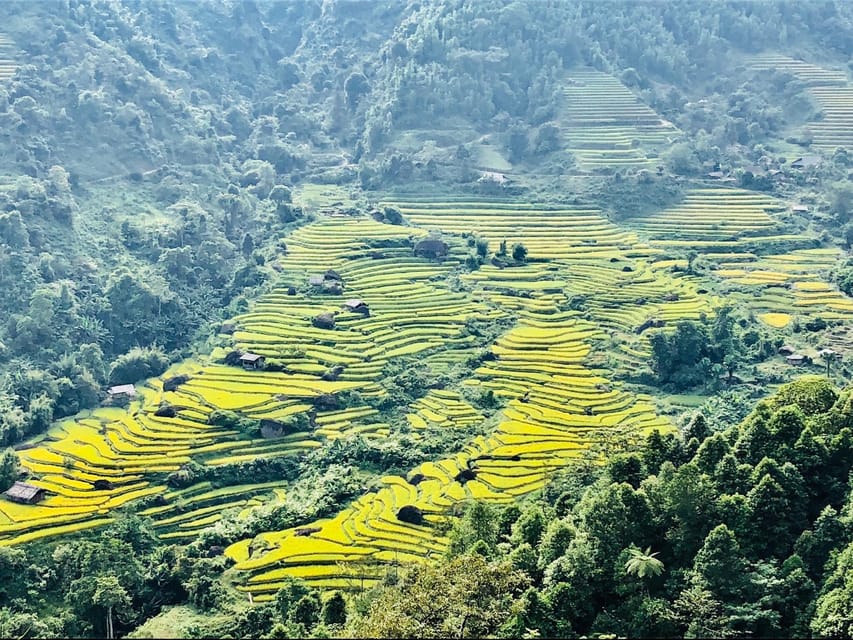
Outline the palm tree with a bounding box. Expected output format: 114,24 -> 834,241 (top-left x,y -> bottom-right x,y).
624,546 -> 665,579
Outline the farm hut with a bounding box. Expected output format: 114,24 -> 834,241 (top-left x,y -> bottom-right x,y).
707,171 -> 725,179
414,238 -> 449,259
786,354 -> 808,366
819,348 -> 839,359
108,384 -> 136,399
308,275 -> 324,286
3,481 -> 45,504
778,345 -> 796,356
324,269 -> 342,282
743,165 -> 767,177
322,280 -> 343,295
343,299 -> 370,316
220,322 -> 236,335
791,204 -> 810,213
791,155 -> 822,170
240,353 -> 266,370
478,171 -> 509,185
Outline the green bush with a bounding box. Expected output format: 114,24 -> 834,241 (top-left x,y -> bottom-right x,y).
107,347 -> 169,386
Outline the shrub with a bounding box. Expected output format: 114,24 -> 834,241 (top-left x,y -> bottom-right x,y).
208,410 -> 261,437
108,347 -> 169,386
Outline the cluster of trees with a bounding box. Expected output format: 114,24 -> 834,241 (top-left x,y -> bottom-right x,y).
345,376 -> 853,638
648,306 -> 778,391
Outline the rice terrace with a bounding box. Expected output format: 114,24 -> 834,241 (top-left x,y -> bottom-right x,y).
2,1 -> 853,638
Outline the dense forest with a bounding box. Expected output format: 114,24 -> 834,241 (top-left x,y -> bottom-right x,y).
0,0 -> 852,638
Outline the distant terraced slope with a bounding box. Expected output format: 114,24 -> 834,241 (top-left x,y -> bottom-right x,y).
561,68 -> 679,170
751,53 -> 853,150
0,34 -> 15,81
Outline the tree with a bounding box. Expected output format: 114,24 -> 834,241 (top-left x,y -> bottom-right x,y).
0,448 -> 18,491
811,541 -> 853,638
512,243 -> 528,262
92,575 -> 130,640
475,238 -> 489,258
624,545 -> 665,579
691,524 -> 749,602
511,506 -> 546,548
344,73 -> 370,108
670,584 -> 733,638
241,232 -> 255,257
350,554 -> 527,638
322,591 -> 347,625
108,347 -> 169,386
829,182 -> 853,221
292,593 -> 321,629
448,502 -> 499,556
773,376 -> 837,416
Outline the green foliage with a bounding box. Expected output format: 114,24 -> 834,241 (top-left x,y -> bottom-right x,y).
321,591 -> 348,626
624,546 -> 664,579
207,410 -> 262,437
774,376 -> 839,416
350,554 -> 528,638
0,448 -> 19,491
108,347 -> 169,386
649,308 -> 768,392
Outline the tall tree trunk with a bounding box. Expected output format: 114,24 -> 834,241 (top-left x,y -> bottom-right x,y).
107,605 -> 113,640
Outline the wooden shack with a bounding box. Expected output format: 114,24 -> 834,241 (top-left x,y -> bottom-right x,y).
240,353 -> 266,370
343,299 -> 370,316
791,155 -> 821,170
3,481 -> 46,505
107,384 -> 137,400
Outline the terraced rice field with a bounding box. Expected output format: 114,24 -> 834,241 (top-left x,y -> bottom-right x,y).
713,248 -> 853,324
0,34 -> 15,81
628,188 -> 783,241
808,85 -> 853,150
7,189 -> 831,595
0,218 -> 496,546
751,53 -> 853,150
387,197 -> 640,260
751,53 -> 848,86
223,197 -> 735,592
561,68 -> 679,169
407,390 -> 483,430
227,317 -> 669,596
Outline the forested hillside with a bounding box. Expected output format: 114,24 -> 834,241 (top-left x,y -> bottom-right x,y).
0,1 -> 852,638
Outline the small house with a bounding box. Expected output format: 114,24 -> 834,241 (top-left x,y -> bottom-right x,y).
707,171 -> 725,179
343,299 -> 370,316
778,345 -> 796,356
324,269 -> 342,282
478,171 -> 509,185
818,348 -> 838,359
791,204 -> 810,213
308,275 -> 324,287
108,384 -> 136,400
240,353 -> 266,370
3,481 -> 46,505
220,322 -> 236,335
786,354 -> 808,366
791,155 -> 822,170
